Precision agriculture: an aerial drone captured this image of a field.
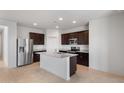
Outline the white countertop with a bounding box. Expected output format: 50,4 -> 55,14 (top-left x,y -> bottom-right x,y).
36,52 -> 78,58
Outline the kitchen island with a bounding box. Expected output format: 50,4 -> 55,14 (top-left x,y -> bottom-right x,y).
37,52 -> 78,80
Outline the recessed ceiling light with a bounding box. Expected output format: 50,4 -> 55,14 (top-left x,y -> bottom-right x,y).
56,26 -> 59,29
72,20 -> 76,24
33,22 -> 38,26
59,17 -> 63,21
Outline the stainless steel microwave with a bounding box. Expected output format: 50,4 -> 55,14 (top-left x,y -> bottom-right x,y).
69,38 -> 77,45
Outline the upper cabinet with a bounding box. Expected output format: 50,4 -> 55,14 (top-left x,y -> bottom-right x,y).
61,30 -> 89,45
69,32 -> 76,39
61,33 -> 69,45
29,32 -> 45,45
77,31 -> 89,45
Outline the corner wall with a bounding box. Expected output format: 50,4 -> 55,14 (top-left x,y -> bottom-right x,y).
0,19 -> 17,68
89,13 -> 124,76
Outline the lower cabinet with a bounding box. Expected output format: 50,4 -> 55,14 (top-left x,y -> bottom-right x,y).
77,52 -> 89,66
33,50 -> 46,62
59,50 -> 89,67
33,54 -> 40,62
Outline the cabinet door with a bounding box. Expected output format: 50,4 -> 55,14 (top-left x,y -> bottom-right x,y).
77,32 -> 84,44
83,31 -> 89,44
78,31 -> 88,45
77,52 -> 89,67
61,34 -> 69,45
33,54 -> 40,62
69,33 -> 75,39
74,32 -> 79,39
40,34 -> 44,44
29,32 -> 44,45
77,53 -> 84,65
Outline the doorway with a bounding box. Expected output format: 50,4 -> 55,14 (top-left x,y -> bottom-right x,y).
0,28 -> 4,67
0,25 -> 8,68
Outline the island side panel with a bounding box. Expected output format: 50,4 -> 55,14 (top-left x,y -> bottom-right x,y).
70,56 -> 77,76
40,54 -> 70,80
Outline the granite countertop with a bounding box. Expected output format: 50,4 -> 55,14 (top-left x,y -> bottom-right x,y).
59,49 -> 89,53
36,52 -> 78,58
76,50 -> 89,53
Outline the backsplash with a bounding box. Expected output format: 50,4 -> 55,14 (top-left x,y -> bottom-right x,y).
59,45 -> 89,51
33,45 -> 46,51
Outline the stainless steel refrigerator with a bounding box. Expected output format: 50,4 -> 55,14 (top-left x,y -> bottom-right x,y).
17,39 -> 33,67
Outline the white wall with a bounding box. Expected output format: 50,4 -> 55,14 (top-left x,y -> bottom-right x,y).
61,26 -> 88,34
89,13 -> 124,76
3,27 -> 8,66
60,26 -> 89,50
17,25 -> 45,39
17,25 -> 46,50
46,29 -> 59,52
0,19 -> 17,68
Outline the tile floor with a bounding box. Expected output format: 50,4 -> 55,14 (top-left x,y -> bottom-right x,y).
0,60 -> 124,83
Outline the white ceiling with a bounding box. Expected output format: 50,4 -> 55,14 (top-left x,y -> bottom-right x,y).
0,10 -> 122,30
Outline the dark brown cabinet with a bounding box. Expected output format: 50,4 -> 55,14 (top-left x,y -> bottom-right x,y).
69,33 -> 75,39
29,32 -> 44,45
70,56 -> 77,76
33,54 -> 40,62
61,30 -> 89,45
33,50 -> 46,62
59,50 -> 89,67
61,33 -> 69,45
77,52 -> 89,66
78,31 -> 89,45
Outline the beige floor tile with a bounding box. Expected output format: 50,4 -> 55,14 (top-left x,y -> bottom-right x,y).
0,60 -> 124,83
